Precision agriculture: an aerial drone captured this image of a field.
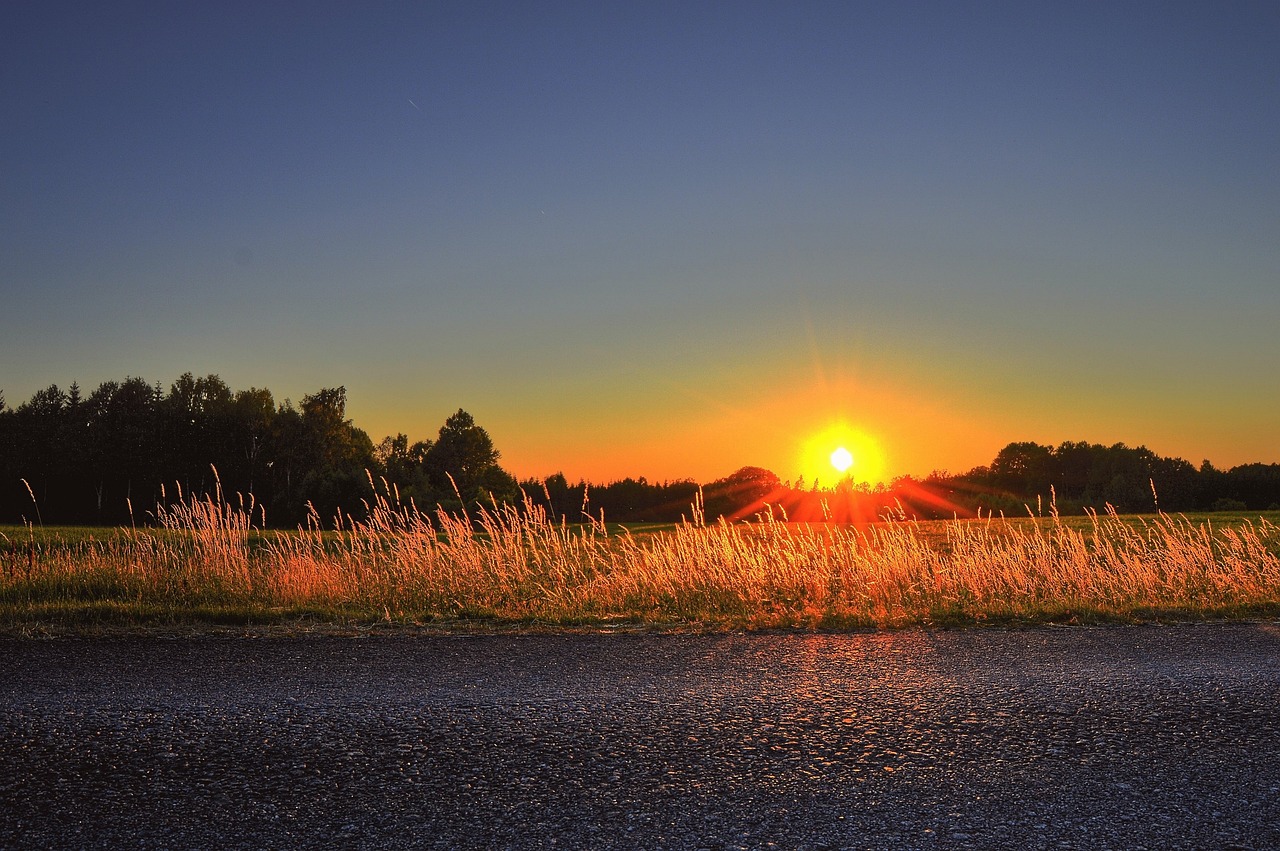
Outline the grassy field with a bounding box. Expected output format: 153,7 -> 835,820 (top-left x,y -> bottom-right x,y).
2,492 -> 1279,634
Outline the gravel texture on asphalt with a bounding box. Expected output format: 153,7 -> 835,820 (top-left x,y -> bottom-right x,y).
1,624 -> 1279,849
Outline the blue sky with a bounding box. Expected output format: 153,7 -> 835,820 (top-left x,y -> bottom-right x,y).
3,2 -> 1278,483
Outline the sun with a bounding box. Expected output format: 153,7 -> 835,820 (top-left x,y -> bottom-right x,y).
798,424 -> 886,487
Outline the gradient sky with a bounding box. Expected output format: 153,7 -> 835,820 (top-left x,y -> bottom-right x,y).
3,2 -> 1278,485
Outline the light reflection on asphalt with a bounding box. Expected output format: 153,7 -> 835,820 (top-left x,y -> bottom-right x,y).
1,625 -> 1278,849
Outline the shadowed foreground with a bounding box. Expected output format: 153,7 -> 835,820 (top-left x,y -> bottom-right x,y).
2,625 -> 1279,849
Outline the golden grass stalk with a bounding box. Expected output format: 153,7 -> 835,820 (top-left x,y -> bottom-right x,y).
2,483 -> 1278,629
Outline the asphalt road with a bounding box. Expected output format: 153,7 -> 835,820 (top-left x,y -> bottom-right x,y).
2,625 -> 1279,850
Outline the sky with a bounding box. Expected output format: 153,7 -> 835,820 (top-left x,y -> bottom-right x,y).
3,1 -> 1278,486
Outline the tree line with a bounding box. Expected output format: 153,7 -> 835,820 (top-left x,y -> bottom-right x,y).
0,374 -> 515,527
2,375 -> 1277,526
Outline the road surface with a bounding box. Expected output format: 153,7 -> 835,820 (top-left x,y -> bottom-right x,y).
2,625 -> 1279,849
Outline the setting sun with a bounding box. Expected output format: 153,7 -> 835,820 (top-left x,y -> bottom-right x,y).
798,424 -> 887,487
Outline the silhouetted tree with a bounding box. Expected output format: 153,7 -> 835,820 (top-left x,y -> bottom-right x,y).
424,409 -> 517,510
990,442 -> 1055,498
1225,464 -> 1280,510
9,385 -> 69,517
376,432 -> 434,508
527,472 -> 587,521
294,387 -> 376,524
704,466 -> 783,519
230,387 -> 277,496
1198,460 -> 1229,508
157,373 -> 237,498
81,377 -> 162,521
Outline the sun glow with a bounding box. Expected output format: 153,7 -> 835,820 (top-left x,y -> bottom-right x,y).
799,424 -> 886,487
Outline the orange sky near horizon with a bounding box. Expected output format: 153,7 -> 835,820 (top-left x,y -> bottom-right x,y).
348,338 -> 1271,489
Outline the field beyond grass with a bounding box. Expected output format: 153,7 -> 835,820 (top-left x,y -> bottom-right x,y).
3,490 -> 1279,634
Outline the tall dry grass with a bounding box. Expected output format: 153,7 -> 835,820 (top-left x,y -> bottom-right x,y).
3,478 -> 1279,629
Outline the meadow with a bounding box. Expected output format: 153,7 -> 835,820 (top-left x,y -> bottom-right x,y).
2,482 -> 1279,634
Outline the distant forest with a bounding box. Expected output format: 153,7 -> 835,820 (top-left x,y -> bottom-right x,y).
2,374 -> 1278,527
